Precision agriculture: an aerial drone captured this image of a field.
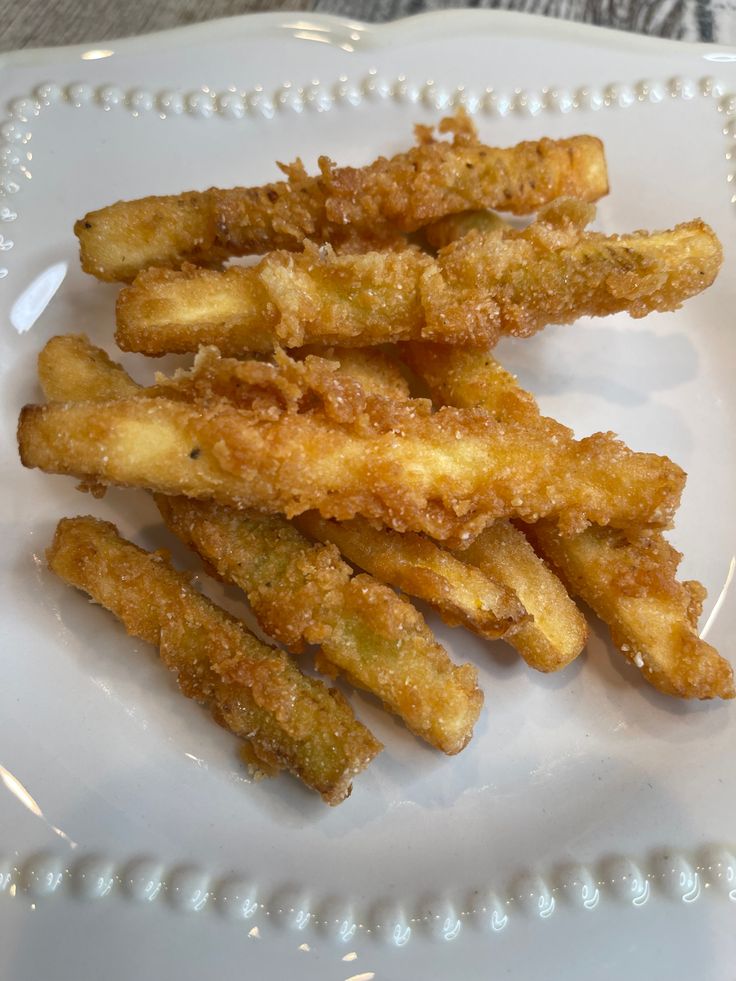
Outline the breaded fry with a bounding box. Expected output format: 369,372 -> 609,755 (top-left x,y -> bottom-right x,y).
401,341 -> 544,427
322,132 -> 608,229
115,204 -> 721,356
293,345 -> 585,671
294,511 -> 526,639
47,516 -> 382,803
440,204 -> 722,335
76,117 -> 608,282
404,341 -> 734,699
18,358 -> 685,540
157,498 -> 483,754
37,335 -> 482,753
38,335 -> 582,671
38,334 -> 141,401
115,247 -> 499,356
455,521 -> 588,673
528,523 -> 734,699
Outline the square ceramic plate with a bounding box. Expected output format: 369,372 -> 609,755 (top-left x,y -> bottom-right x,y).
1,11 -> 736,980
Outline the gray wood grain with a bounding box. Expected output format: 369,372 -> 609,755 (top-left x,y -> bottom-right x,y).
1,0 -> 733,53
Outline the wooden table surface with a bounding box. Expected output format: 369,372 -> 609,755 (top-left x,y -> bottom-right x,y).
2,0 -> 735,52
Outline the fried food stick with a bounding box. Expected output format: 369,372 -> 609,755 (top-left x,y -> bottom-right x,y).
294,511 -> 526,641
37,334 -> 410,407
453,520 -> 588,673
285,348 -> 583,669
527,523 -> 734,699
403,342 -> 734,699
157,498 -> 483,754
47,516 -> 382,803
114,248 -> 499,355
39,336 -> 569,669
18,351 -> 685,541
115,203 -> 721,357
38,336 -> 483,754
75,118 -> 608,281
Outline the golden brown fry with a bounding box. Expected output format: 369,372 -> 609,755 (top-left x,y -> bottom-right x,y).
115,204 -> 721,356
115,247 -> 498,356
18,351 -> 685,541
421,210 -> 509,251
40,335 -> 580,670
158,498 -> 483,754
294,511 -> 526,640
76,118 -> 608,282
455,521 -> 588,673
404,341 -> 734,699
323,130 -> 608,230
435,203 -> 722,336
38,334 -> 141,401
528,523 -> 734,700
47,516 -> 382,803
401,341 -> 543,427
293,344 -> 585,671
38,334 -> 482,753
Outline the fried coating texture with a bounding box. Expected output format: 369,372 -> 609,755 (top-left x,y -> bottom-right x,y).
404,341 -> 733,699
115,202 -> 720,357
401,341 -> 544,427
38,334 -> 141,401
19,350 -> 685,541
321,133 -> 608,230
292,345 -> 411,401
37,335 -> 481,752
293,347 -> 584,670
47,516 -> 382,803
114,246 -> 500,356
528,523 -> 734,699
76,116 -> 608,282
454,520 -> 588,673
157,498 -> 483,754
294,511 -> 526,640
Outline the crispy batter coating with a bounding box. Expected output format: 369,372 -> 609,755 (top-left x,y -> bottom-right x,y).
294,511 -> 526,640
47,517 -> 382,803
18,351 -> 685,541
115,203 -> 721,356
292,345 -> 411,401
401,341 -> 545,427
436,202 -> 721,335
76,114 -> 608,282
529,522 -> 734,700
37,335 -> 481,752
115,246 -> 499,356
292,346 -> 584,670
404,341 -> 733,699
39,334 -> 141,401
38,336 -> 572,669
157,498 -> 483,754
74,169 -> 400,285
454,521 -> 588,673
322,130 -> 607,230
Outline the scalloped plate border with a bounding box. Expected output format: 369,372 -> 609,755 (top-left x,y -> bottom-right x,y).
2,12 -> 736,945
1,69 -> 735,282
2,844 -> 736,944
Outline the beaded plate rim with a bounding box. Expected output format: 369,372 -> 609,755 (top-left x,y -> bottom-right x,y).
1,70 -> 735,281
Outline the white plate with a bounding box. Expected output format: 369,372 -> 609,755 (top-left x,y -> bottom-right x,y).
1,11 -> 736,979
